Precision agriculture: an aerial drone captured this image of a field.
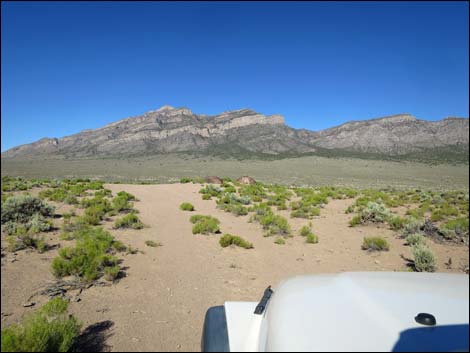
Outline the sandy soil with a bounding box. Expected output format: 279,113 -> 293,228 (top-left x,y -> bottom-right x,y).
1,183 -> 468,351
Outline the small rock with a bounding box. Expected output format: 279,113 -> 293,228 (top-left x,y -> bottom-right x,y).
296,258 -> 304,262
10,259 -> 17,263
375,260 -> 381,265
72,297 -> 81,303
22,302 -> 35,308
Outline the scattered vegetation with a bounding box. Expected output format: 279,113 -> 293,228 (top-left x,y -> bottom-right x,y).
361,236 -> 390,251
219,234 -> 253,249
405,233 -> 426,246
180,202 -> 195,211
1,297 -> 81,352
113,213 -> 144,229
274,237 -> 285,245
51,227 -> 125,282
145,240 -> 162,247
190,215 -> 221,234
412,244 -> 437,272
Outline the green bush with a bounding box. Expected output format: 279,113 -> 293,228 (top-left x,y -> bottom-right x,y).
361,237 -> 390,251
145,240 -> 161,247
1,194 -> 54,224
402,217 -> 424,235
180,202 -> 195,211
441,217 -> 469,237
111,194 -> 133,212
82,205 -> 107,225
190,215 -> 220,234
306,233 -> 319,244
104,265 -> 120,281
250,205 -> 290,236
405,233 -> 426,246
219,234 -> 253,249
51,227 -> 122,281
299,225 -> 311,237
412,244 -> 436,272
388,216 -> 406,231
274,237 -> 285,245
94,188 -> 112,198
199,185 -> 222,198
0,297 -> 81,352
349,215 -> 362,227
116,191 -> 138,201
180,177 -> 192,183
113,213 -> 144,229
6,231 -> 47,253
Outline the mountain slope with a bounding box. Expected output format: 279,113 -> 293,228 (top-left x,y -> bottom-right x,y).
2,107 -> 469,163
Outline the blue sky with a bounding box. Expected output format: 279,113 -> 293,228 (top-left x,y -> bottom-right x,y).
1,1 -> 469,151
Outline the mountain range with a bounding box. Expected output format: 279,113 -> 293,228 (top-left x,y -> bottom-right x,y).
2,106 -> 469,163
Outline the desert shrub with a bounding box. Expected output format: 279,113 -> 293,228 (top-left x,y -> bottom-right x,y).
388,216 -> 406,231
259,213 -> 291,236
202,194 -> 211,200
3,213 -> 53,236
111,194 -> 133,212
299,223 -> 318,243
402,217 -> 424,235
111,240 -> 127,252
250,204 -> 290,236
290,205 -> 320,219
306,233 -> 319,244
299,225 -> 312,237
0,297 -> 81,352
116,191 -> 138,201
219,234 -> 253,249
51,227 -> 121,281
6,230 -> 48,253
113,213 -> 144,229
199,185 -> 222,198
60,218 -> 91,240
350,202 -> 391,226
84,180 -> 105,190
104,265 -> 120,281
190,215 -> 220,234
239,184 -> 267,202
126,245 -> 139,255
80,196 -> 111,210
1,194 -> 54,224
94,188 -> 112,198
145,240 -> 161,247
180,202 -> 195,211
349,215 -> 362,227
405,233 -> 426,246
361,237 -> 390,251
222,184 -> 237,194
274,237 -> 285,245
412,244 -> 436,272
180,177 -> 192,183
82,205 -> 107,225
217,202 -> 248,216
440,217 -> 469,237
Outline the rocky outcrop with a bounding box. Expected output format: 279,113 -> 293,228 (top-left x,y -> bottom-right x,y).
236,176 -> 257,185
2,107 -> 468,162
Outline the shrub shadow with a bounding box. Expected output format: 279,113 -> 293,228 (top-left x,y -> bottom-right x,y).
72,320 -> 114,352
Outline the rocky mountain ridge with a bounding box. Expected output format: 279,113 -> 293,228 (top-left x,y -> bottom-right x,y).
2,106 -> 468,163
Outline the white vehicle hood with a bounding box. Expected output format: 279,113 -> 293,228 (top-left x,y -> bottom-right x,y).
224,272 -> 469,352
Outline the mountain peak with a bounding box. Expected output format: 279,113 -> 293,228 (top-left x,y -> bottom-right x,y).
156,105 -> 175,112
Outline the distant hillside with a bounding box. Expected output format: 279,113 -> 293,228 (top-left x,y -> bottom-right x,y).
2,106 -> 468,163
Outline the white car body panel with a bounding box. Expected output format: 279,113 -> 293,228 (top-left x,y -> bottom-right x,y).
224,272 -> 469,352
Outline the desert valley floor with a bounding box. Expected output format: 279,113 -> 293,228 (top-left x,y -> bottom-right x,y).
1,182 -> 468,351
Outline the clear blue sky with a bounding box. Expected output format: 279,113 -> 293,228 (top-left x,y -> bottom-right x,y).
1,1 -> 469,152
